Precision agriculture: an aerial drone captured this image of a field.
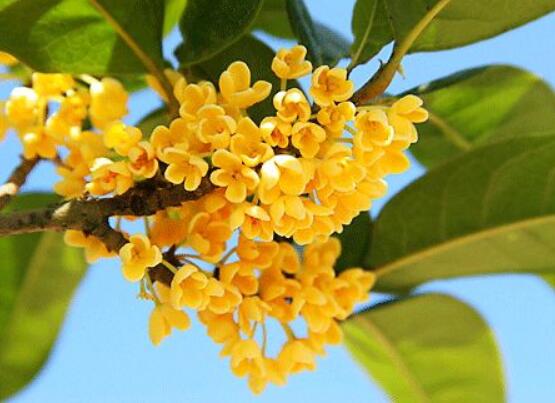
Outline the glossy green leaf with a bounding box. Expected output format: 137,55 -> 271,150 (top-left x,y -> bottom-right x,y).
314,22 -> 351,67
176,0 -> 263,66
350,0 -> 555,66
350,0 -> 383,69
411,65 -> 555,167
191,35 -> 289,123
137,107 -> 170,137
335,212 -> 372,272
0,193 -> 87,399
0,0 -> 165,74
254,0 -> 294,38
285,0 -> 323,66
344,294 -> 504,403
370,135 -> 555,293
164,0 -> 188,35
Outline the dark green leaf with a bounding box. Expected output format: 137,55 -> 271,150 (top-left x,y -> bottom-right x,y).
344,294 -> 505,403
285,0 -> 322,66
411,65 -> 555,167
0,0 -> 165,74
370,135 -> 555,293
253,0 -> 294,38
176,0 -> 263,66
0,193 -> 87,399
350,0 -> 383,69
191,35 -> 291,123
335,212 -> 372,272
314,22 -> 351,67
164,0 -> 188,35
350,0 -> 555,66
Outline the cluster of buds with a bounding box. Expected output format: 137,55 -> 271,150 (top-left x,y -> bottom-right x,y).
0,45 -> 428,393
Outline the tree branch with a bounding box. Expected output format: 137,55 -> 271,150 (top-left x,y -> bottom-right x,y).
0,156 -> 40,211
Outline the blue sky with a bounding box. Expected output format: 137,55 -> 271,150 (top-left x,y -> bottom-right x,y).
2,1 -> 555,402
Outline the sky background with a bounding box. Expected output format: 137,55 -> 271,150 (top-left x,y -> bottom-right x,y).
2,1 -> 554,402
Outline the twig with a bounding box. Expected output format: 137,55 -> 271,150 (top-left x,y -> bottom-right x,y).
0,156 -> 40,211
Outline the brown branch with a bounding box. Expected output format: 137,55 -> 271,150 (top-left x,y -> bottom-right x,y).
0,156 -> 40,211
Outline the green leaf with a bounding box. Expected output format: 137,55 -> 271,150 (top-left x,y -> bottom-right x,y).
370,135 -> 555,293
0,193 -> 87,399
191,35 -> 288,123
176,0 -> 263,66
542,274 -> 555,289
285,0 -> 323,66
410,65 -> 555,168
314,22 -> 351,67
0,0 -> 165,74
343,293 -> 505,403
335,212 -> 372,272
253,0 -> 294,38
137,107 -> 170,136
350,0 -> 555,66
350,0 -> 383,69
164,0 -> 188,35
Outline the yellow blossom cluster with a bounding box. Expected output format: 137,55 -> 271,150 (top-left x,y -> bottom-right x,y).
0,45 -> 428,393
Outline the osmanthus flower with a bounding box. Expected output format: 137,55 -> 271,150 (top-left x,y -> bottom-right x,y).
271,45 -> 313,79
31,73 -> 75,98
317,143 -> 366,193
278,340 -> 317,374
20,126 -> 57,159
387,94 -> 429,143
291,121 -> 326,158
273,88 -> 311,123
176,80 -> 218,121
89,77 -> 128,129
170,264 -> 224,310
316,101 -> 356,134
258,155 -> 307,204
269,195 -> 313,237
103,122 -> 142,156
162,145 -> 209,191
237,296 -> 271,334
310,66 -> 354,106
260,116 -> 292,148
127,141 -> 159,178
230,202 -> 273,241
196,104 -> 237,150
210,149 -> 260,203
219,61 -> 272,109
230,117 -> 274,167
63,230 -> 115,263
206,282 -> 243,314
149,303 -> 191,346
150,119 -> 190,159
0,102 -> 8,141
149,209 -> 189,247
118,234 -> 162,282
5,87 -> 39,131
235,236 -> 279,269
86,158 -> 134,196
186,211 -> 233,262
54,165 -> 87,199
230,338 -> 266,378
354,107 -> 395,150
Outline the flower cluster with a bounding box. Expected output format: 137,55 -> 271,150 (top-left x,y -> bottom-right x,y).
0,45 -> 427,393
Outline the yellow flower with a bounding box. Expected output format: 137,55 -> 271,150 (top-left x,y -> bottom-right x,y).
303,238 -> 341,271
219,61 -> 272,108
317,143 -> 366,192
220,262 -> 259,296
278,340 -> 316,374
273,89 -> 311,123
271,45 -> 313,79
86,158 -> 134,196
310,66 -> 353,106
260,116 -> 292,148
237,296 -> 270,334
103,122 -> 142,156
162,145 -> 209,191
207,282 -> 243,314
333,268 -> 376,319
56,89 -> 90,127
89,77 -> 128,129
20,127 -> 57,159
258,155 -> 307,204
230,338 -> 266,378
5,87 -> 39,131
269,195 -> 313,237
149,303 -> 190,346
210,149 -> 259,203
119,234 -> 162,282
291,122 -> 326,158
149,209 -> 189,247
236,236 -> 279,269
65,130 -> 106,164
0,51 -> 18,66
176,80 -> 218,120
198,310 -> 239,344
230,117 -> 274,167
150,118 -> 192,159
170,264 -> 223,309
196,104 -> 236,150
187,212 -> 232,262
127,141 -> 159,178
32,73 -> 75,98
306,320 -> 343,355
230,203 -> 273,241
387,95 -> 428,143
54,166 -> 87,198
248,358 -> 287,394
317,101 -> 356,134
0,102 -> 8,142
63,230 -> 115,263
354,108 -> 394,149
